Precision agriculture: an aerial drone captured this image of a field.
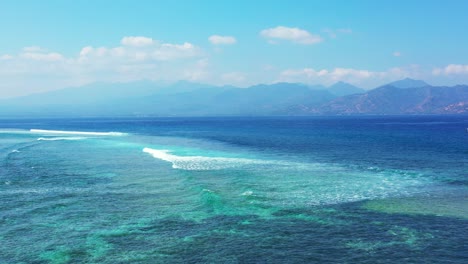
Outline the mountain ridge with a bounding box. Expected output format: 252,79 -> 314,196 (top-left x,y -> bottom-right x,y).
0,78 -> 466,117
386,78 -> 429,89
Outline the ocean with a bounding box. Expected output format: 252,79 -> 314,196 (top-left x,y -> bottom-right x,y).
0,116 -> 467,263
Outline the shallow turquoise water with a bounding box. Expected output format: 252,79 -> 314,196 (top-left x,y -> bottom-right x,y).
0,116 -> 467,263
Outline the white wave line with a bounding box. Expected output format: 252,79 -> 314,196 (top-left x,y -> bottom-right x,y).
37,137 -> 86,141
143,147 -> 265,170
30,129 -> 126,136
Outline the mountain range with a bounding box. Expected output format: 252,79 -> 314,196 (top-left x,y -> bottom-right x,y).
0,78 -> 466,117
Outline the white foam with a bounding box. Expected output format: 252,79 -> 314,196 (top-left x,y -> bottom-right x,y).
0,129 -> 30,134
241,191 -> 254,196
30,129 -> 126,136
143,147 -> 267,170
37,137 -> 86,141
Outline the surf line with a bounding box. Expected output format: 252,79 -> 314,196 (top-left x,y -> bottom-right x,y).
30,129 -> 126,136
37,137 -> 86,141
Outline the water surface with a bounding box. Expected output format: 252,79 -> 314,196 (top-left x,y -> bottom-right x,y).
0,116 -> 467,263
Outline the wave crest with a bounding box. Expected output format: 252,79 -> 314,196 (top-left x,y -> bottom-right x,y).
143,147 -> 266,170
30,129 -> 126,136
37,137 -> 86,141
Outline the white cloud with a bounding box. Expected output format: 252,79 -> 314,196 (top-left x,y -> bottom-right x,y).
79,46 -> 94,56
278,66 -> 419,88
280,68 -> 372,81
15,46 -> 65,62
221,72 -> 246,83
154,42 -> 199,60
260,26 -> 323,45
0,54 -> 13,60
121,36 -> 155,47
433,64 -> 468,75
78,40 -> 200,62
183,59 -> 210,82
208,35 -> 237,45
20,52 -> 64,61
393,51 -> 402,57
0,36 -> 205,98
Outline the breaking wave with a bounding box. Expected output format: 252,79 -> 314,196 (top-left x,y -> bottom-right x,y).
30,129 -> 126,136
0,129 -> 30,134
143,147 -> 269,170
37,137 -> 86,141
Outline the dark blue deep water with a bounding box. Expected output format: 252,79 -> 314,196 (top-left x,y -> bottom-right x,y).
0,116 -> 467,263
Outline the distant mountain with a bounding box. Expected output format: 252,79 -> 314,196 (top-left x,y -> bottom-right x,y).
306,82 -> 365,96
209,83 -> 335,115
0,80 -> 466,117
386,78 -> 430,89
316,85 -> 468,114
0,81 -> 336,117
307,84 -> 327,90
328,82 -> 365,96
112,82 -> 336,116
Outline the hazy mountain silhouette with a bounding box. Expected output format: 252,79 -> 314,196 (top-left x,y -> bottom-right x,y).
0,79 -> 466,116
386,78 -> 429,89
328,81 -> 365,96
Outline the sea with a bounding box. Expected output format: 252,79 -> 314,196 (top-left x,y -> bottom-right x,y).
0,116 -> 467,263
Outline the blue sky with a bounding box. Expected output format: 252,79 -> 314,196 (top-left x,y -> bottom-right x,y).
0,0 -> 467,97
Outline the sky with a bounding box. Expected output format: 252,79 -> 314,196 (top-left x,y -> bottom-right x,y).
0,0 -> 468,98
